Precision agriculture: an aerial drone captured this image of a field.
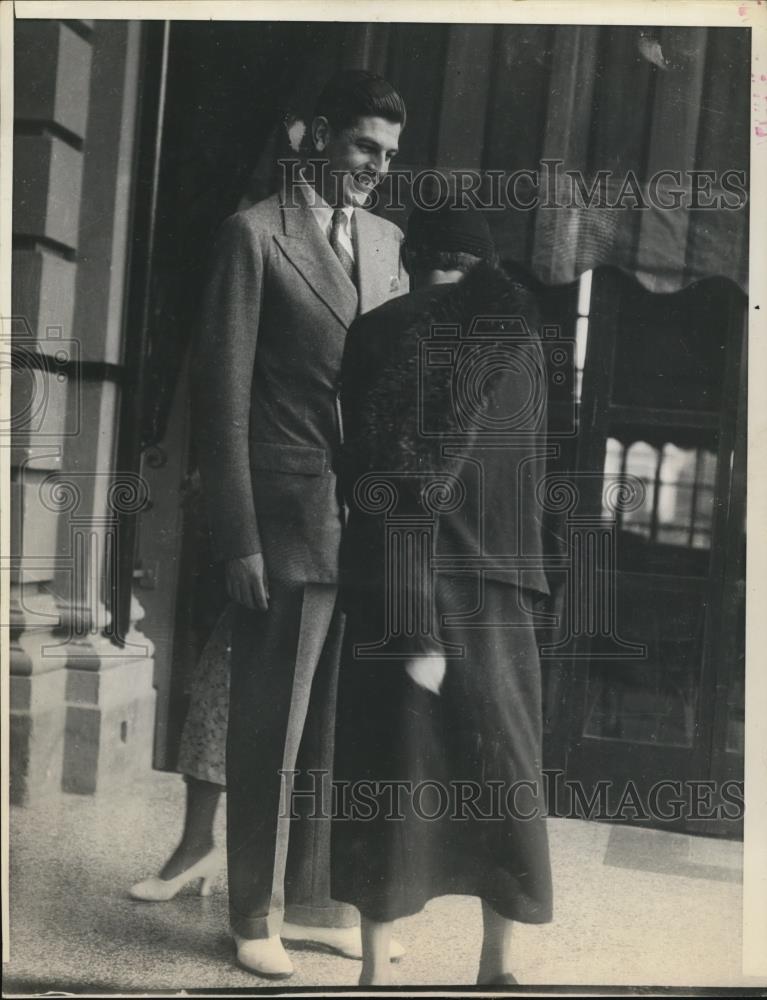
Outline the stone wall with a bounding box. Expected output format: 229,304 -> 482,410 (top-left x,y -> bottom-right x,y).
9,19 -> 156,804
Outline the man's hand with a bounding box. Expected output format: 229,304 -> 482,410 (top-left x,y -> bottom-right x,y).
405,655 -> 446,695
225,553 -> 270,611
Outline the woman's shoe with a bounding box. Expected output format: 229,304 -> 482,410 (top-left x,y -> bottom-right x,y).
128,846 -> 224,901
234,934 -> 294,978
281,922 -> 405,961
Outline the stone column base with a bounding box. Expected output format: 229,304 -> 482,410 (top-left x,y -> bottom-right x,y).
62,650 -> 157,795
10,592 -> 157,805
10,667 -> 68,806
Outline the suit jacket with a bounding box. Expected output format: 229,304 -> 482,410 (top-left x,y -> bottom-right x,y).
339,262 -> 565,649
195,187 -> 408,584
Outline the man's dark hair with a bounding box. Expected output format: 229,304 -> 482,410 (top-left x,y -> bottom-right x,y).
314,69 -> 407,132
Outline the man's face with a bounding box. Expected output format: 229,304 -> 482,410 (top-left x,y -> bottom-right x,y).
313,114 -> 402,206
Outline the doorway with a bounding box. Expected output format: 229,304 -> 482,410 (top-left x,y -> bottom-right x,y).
536,267 -> 746,836
123,25 -> 747,837
125,20 -> 348,769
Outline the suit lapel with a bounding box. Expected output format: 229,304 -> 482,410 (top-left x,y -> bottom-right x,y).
354,208 -> 396,315
273,189 -> 358,328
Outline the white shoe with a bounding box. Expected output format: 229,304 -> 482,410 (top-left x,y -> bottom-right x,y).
281,921 -> 405,961
129,847 -> 223,901
234,934 -> 294,978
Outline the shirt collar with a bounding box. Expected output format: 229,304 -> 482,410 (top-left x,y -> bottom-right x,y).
297,172 -> 354,228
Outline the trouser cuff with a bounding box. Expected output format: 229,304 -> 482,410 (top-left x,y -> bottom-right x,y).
230,907 -> 283,941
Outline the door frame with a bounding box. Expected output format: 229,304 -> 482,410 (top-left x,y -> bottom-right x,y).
553,267 -> 746,835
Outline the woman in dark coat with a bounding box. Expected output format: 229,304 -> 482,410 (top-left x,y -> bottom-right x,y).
331,207 -> 558,985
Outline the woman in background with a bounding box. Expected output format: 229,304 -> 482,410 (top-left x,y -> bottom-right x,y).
129,472 -> 230,900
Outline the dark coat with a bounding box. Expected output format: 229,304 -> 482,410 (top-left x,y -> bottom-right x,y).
332,263 -> 556,923
194,188 -> 407,584
339,262 -> 564,635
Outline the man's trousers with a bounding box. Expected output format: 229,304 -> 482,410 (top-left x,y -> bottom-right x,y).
227,582 -> 358,939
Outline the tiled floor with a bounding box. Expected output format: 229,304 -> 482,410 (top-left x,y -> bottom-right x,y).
4,768 -> 760,993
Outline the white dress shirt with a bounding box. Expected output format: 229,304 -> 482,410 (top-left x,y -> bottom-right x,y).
298,175 -> 355,262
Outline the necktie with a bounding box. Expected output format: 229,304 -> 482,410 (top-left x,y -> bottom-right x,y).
329,208 -> 356,286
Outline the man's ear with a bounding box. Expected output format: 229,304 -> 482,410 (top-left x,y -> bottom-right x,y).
311,115 -> 331,152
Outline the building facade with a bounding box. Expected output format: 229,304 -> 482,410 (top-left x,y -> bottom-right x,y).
8,19 -> 749,831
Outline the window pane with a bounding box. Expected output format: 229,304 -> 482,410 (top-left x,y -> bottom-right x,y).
657,483 -> 694,531
657,525 -> 692,547
699,449 -> 718,487
625,440 -> 659,480
659,443 -> 696,484
603,436 -> 624,477
692,530 -> 712,550
694,487 -> 714,522
623,519 -> 652,540
575,316 -> 589,404
577,268 -> 593,317
617,441 -> 657,533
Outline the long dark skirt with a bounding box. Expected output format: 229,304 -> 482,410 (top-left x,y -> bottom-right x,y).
330,574 -> 553,924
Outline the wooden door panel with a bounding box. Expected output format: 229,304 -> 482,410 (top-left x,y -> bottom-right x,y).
538,268 -> 746,834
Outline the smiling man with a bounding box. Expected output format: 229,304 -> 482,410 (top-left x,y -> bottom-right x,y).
301,92 -> 402,209
195,70 -> 408,978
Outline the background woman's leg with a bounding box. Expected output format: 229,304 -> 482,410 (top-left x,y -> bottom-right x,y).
160,776 -> 223,879
130,606 -> 231,893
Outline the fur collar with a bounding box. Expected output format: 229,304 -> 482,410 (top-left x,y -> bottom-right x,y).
348,262 -> 539,475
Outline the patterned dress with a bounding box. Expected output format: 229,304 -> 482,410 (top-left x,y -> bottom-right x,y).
176,603 -> 233,787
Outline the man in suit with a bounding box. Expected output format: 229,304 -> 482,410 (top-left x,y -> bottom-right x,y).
195,70 -> 408,977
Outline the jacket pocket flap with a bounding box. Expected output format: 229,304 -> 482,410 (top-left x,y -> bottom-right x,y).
251,442 -> 327,475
